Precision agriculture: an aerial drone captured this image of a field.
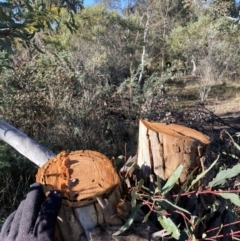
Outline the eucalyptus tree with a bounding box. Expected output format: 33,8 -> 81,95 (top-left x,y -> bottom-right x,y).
169,3 -> 240,101
0,0 -> 83,57
0,0 -> 83,160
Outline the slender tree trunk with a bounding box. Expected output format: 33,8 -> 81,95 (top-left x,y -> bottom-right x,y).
0,119 -> 54,166
137,8 -> 151,88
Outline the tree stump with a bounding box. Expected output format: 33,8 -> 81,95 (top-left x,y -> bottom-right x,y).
34,121 -> 211,240
36,150 -> 124,241
137,119 -> 211,182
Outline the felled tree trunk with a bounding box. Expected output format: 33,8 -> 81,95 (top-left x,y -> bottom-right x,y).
137,119 -> 211,183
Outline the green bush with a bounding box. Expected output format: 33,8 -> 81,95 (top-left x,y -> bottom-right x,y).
0,142 -> 37,223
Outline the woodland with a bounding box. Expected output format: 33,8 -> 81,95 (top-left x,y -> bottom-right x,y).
1,0 -> 240,240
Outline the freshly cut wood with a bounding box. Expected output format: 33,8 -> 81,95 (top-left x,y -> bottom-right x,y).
36,150 -> 120,207
137,119 -> 210,182
36,150 -> 124,241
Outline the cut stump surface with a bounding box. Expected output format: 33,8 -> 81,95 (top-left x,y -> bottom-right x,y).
36,150 -> 120,207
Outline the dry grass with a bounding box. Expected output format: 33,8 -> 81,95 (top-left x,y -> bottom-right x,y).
205,96 -> 240,115
0,145 -> 36,225
167,80 -> 240,116
204,83 -> 240,116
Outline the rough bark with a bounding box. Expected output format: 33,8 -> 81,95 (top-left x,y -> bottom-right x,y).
137,119 -> 210,182
54,185 -> 125,241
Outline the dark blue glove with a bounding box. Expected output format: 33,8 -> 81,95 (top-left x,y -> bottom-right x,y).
0,183 -> 62,241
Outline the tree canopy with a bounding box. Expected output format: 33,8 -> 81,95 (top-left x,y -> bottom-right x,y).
1,0 -> 240,153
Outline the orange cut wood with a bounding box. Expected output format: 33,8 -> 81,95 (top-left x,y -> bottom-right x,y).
36,150 -> 119,207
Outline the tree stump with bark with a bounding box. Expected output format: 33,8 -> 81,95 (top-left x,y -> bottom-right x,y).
137,119 -> 211,183
34,120 -> 211,240
36,150 -> 125,241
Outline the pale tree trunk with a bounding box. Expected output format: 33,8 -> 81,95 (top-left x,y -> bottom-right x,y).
137,7 -> 151,88
0,120 -> 54,166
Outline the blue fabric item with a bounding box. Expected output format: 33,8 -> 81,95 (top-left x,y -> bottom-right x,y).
0,183 -> 62,241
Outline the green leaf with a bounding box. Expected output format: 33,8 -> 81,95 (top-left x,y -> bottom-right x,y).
154,199 -> 191,215
222,152 -> 239,159
33,43 -> 45,54
138,178 -> 144,189
218,193 -> 240,206
125,161 -> 134,167
208,163 -> 240,188
158,215 -> 180,240
131,189 -> 137,208
115,155 -> 125,165
114,155 -> 125,171
155,175 -> 162,194
24,0 -> 34,12
113,203 -> 144,236
143,211 -> 151,222
189,156 -> 219,190
125,161 -> 140,170
141,185 -> 154,196
233,141 -> 240,151
162,164 -> 183,195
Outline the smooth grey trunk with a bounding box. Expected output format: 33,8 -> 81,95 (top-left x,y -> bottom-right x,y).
0,119 -> 55,166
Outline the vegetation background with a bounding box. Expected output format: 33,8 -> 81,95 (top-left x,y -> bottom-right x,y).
1,0 -> 240,228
